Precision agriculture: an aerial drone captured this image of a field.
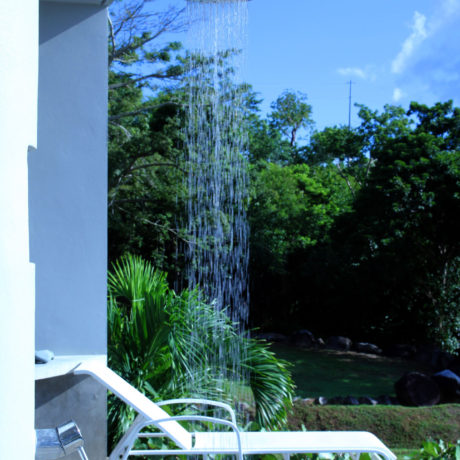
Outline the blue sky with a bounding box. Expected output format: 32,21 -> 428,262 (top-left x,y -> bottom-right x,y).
244,0 -> 460,129
153,0 -> 460,130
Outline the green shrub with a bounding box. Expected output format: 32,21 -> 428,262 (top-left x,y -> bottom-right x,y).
404,439 -> 460,460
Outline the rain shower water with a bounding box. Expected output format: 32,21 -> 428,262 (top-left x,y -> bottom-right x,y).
183,0 -> 250,410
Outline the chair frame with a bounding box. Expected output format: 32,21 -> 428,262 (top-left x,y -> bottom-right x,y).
74,362 -> 396,460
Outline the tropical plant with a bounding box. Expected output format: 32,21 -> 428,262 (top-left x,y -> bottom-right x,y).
107,254 -> 294,447
404,439 -> 460,460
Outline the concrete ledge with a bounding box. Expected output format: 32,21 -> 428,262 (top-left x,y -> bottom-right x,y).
35,355 -> 106,380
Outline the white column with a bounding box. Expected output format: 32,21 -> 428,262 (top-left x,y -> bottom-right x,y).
0,1 -> 38,459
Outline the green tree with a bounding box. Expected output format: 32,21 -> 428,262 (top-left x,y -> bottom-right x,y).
308,126 -> 367,198
248,162 -> 353,330
108,85 -> 187,271
306,104 -> 413,197
327,101 -> 460,350
246,91 -> 292,165
107,1 -> 190,271
108,0 -> 185,91
269,90 -> 314,147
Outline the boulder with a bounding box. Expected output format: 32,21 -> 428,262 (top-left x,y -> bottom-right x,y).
449,356 -> 460,376
376,395 -> 394,405
326,336 -> 352,351
358,396 -> 378,406
317,337 -> 326,347
433,369 -> 460,402
394,372 -> 441,406
315,396 -> 328,406
384,344 -> 416,359
290,329 -> 316,348
328,396 -> 346,405
343,396 -> 360,405
256,332 -> 288,343
414,345 -> 456,371
236,401 -> 255,420
354,342 -> 382,355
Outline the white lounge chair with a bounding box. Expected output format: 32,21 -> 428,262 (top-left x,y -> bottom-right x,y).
74,361 -> 396,460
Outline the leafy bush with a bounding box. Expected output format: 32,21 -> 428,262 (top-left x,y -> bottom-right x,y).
107,254 -> 294,447
405,439 -> 460,460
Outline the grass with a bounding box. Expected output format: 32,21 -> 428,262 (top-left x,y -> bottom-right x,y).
270,344 -> 459,453
271,344 -> 432,398
288,402 -> 460,448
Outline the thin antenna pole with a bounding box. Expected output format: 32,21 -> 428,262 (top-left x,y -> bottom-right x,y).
348,80 -> 353,129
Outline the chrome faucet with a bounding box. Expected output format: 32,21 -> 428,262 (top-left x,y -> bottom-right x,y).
35,421 -> 88,460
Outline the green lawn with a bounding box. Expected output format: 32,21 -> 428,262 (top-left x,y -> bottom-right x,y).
270,344 -> 459,452
271,344 -> 432,398
288,403 -> 460,449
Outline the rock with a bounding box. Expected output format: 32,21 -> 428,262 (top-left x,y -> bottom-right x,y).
415,345 -> 456,371
236,401 -> 255,421
414,345 -> 441,368
343,396 -> 360,405
290,329 -> 316,348
256,332 -> 288,343
328,396 -> 346,405
354,342 -> 382,355
395,372 -> 441,406
376,395 -> 394,405
437,352 -> 456,371
433,369 -> 460,402
315,396 -> 328,406
449,356 -> 460,376
384,344 -> 417,359
326,336 -> 352,351
358,396 -> 378,405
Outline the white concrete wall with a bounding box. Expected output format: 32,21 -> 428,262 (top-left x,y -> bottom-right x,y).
0,1 -> 38,459
31,1 -> 108,356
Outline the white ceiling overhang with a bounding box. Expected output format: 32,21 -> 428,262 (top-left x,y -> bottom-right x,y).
41,0 -> 113,6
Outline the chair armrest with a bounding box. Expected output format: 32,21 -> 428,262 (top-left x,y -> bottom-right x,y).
157,398 -> 237,425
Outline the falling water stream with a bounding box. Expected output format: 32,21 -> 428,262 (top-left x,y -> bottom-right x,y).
183,0 -> 250,411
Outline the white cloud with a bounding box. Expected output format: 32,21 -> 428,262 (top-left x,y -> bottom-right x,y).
337,66 -> 376,81
391,3 -> 460,104
392,88 -> 405,102
338,67 -> 366,79
440,0 -> 460,17
391,11 -> 428,74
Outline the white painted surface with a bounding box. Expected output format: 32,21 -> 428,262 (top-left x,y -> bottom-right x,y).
35,355 -> 107,380
0,1 -> 38,459
31,2 -> 108,355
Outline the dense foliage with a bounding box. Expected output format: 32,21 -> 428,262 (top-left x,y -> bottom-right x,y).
248,102 -> 460,351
